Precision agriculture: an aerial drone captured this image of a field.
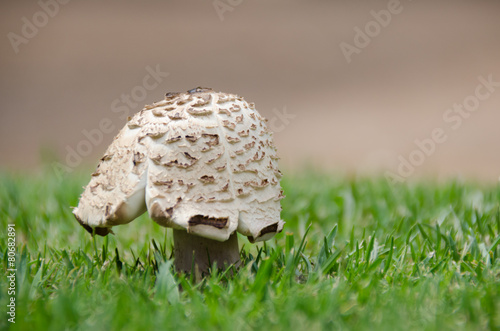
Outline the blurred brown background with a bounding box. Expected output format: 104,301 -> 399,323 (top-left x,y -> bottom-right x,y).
1,0 -> 499,181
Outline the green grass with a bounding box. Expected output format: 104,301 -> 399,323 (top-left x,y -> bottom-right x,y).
1,168 -> 499,331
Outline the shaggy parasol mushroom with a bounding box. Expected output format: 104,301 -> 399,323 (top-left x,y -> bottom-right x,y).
73,87 -> 284,273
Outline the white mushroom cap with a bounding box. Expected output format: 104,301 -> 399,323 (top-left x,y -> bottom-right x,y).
73,87 -> 284,242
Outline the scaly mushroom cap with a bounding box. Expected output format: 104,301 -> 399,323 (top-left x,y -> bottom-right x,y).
73,87 -> 284,242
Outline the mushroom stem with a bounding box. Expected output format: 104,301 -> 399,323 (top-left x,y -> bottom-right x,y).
173,229 -> 240,274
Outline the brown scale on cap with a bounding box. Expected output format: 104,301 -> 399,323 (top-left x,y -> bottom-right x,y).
188,215 -> 228,229
185,135 -> 198,143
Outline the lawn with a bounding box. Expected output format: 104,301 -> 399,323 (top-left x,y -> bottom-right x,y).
1,168 -> 499,330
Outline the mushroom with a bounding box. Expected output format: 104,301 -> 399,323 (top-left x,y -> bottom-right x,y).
73,87 -> 284,274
